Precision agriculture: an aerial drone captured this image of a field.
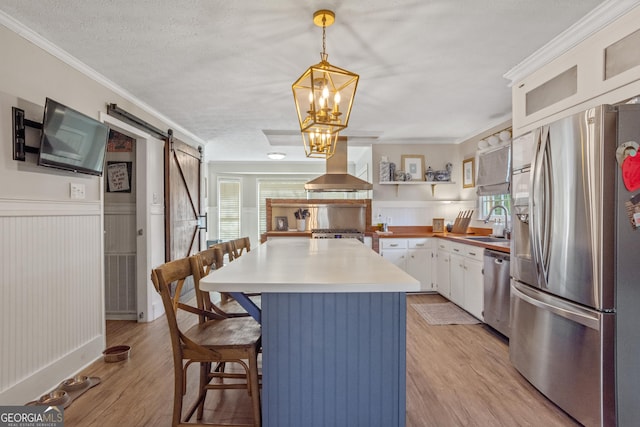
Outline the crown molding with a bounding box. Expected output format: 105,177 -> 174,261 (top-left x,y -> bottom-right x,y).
503,0 -> 640,86
0,10 -> 206,146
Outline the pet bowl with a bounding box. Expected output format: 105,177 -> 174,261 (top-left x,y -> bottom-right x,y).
60,375 -> 90,391
103,345 -> 131,363
38,390 -> 69,406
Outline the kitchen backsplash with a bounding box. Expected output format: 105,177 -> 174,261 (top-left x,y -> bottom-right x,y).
372,200 -> 485,229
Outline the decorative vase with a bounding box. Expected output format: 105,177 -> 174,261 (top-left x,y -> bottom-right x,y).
297,219 -> 306,231
425,166 -> 435,181
379,161 -> 390,182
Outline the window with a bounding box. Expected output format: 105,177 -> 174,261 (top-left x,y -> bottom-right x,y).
257,180 -> 307,234
218,178 -> 241,240
478,193 -> 511,222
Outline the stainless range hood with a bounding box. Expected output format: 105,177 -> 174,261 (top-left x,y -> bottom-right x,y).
304,137 -> 373,192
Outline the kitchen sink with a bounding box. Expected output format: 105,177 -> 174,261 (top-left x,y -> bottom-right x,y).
464,236 -> 510,243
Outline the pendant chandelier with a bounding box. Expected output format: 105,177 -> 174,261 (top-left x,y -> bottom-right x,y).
292,10 -> 359,158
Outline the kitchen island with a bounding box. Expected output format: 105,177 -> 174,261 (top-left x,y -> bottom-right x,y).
200,238 -> 420,427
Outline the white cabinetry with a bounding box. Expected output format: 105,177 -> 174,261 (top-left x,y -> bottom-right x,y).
380,238 -> 407,270
465,257 -> 484,320
449,252 -> 465,306
449,242 -> 484,320
507,5 -> 640,135
380,238 -> 435,291
435,240 -> 451,298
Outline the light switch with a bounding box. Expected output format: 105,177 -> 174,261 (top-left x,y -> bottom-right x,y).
70,183 -> 85,199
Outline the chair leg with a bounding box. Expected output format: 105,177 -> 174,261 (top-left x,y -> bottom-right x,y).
184,363 -> 209,422
197,362 -> 210,420
220,292 -> 230,304
173,361 -> 185,427
248,349 -> 261,427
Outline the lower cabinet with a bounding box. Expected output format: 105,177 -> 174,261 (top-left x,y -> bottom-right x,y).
380,238 -> 435,291
449,242 -> 484,321
435,240 -> 451,298
383,237 -> 485,320
465,258 -> 484,320
449,252 -> 465,306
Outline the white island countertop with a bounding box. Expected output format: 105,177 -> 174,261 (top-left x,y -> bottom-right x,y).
199,238 -> 420,293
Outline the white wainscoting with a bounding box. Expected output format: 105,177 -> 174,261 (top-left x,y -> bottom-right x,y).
0,199 -> 105,404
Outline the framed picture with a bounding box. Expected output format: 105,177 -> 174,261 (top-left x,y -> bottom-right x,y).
106,161 -> 132,193
463,157 -> 475,188
432,218 -> 445,233
275,216 -> 288,231
107,129 -> 134,152
401,155 -> 425,181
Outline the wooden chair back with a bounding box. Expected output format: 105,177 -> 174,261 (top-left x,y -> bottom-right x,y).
209,241 -> 235,263
191,247 -> 250,320
150,259 -> 224,422
230,237 -> 251,260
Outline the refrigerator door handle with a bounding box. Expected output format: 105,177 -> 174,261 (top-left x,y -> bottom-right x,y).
531,126 -> 550,287
540,136 -> 553,278
512,283 -> 600,330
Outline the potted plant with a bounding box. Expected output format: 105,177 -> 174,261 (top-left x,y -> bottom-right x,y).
294,208 -> 310,231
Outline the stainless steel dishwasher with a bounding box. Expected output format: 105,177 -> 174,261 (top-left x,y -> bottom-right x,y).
483,249 -> 511,338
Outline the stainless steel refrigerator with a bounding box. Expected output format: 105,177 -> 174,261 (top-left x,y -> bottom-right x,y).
509,104 -> 640,427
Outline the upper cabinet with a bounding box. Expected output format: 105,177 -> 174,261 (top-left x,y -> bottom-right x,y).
505,3 -> 640,136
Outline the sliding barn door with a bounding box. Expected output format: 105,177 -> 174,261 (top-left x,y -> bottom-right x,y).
164,133 -> 203,262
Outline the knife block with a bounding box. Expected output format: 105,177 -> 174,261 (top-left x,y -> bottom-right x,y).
451,210 -> 473,234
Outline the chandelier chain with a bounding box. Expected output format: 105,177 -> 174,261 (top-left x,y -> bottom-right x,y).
322,15 -> 327,58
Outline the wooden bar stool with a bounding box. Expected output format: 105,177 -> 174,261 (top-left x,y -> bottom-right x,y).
151,257 -> 261,426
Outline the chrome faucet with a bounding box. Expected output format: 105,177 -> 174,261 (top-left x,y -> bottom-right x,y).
484,205 -> 510,237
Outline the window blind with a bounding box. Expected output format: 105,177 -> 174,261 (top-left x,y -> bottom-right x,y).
218,179 -> 241,240
476,145 -> 511,196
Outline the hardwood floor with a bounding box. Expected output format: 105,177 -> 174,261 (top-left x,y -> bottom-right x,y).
405,293 -> 578,427
62,294 -> 579,426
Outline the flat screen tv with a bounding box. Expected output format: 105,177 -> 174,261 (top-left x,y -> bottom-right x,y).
38,98 -> 109,176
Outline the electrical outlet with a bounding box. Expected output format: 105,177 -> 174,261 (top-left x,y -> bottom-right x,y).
70,183 -> 85,199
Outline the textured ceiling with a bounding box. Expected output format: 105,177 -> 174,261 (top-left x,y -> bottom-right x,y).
0,0 -> 604,161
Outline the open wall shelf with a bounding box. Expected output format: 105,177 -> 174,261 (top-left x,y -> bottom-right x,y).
378,181 -> 456,196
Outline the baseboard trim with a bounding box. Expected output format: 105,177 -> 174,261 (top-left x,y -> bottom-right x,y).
0,335 -> 105,405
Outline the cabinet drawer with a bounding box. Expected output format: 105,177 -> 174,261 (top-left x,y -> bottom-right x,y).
450,242 -> 465,255
408,238 -> 431,249
380,239 -> 408,249
436,239 -> 452,252
451,242 -> 484,261
462,246 -> 484,262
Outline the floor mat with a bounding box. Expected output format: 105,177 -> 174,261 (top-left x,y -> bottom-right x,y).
411,302 -> 480,325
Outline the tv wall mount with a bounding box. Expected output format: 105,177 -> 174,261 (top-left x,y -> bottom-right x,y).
12,106 -> 41,161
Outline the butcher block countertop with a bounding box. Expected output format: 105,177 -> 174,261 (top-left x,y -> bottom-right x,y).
262,226 -> 510,254
371,226 -> 510,254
